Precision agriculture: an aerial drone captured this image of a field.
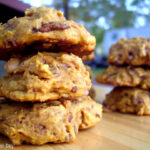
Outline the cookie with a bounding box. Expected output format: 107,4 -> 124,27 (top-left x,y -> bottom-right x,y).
103,87 -> 150,115
0,6 -> 95,61
0,52 -> 91,102
96,65 -> 150,89
0,96 -> 102,145
108,37 -> 150,66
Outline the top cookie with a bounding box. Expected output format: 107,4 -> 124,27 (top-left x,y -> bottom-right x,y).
0,6 -> 95,61
108,37 -> 150,66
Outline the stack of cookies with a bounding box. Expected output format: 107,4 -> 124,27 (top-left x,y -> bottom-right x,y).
96,37 -> 150,116
0,6 -> 102,145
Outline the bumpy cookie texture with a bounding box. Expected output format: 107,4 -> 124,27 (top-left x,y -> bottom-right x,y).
0,52 -> 91,102
0,96 -> 102,145
108,37 -> 150,66
0,6 -> 95,61
96,65 -> 150,89
104,87 -> 150,115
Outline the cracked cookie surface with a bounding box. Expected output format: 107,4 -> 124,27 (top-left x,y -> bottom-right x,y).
104,87 -> 150,115
96,65 -> 150,89
0,6 -> 95,61
108,37 -> 150,66
0,96 -> 102,145
0,52 -> 91,102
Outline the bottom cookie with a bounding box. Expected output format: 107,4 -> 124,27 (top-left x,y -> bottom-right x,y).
0,96 -> 102,145
104,87 -> 150,116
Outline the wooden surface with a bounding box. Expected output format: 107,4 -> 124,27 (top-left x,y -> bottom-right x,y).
0,85 -> 150,150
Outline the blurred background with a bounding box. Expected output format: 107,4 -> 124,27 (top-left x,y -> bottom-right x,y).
0,0 -> 150,77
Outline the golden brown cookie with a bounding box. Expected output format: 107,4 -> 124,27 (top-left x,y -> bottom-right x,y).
0,96 -> 102,145
0,6 -> 95,61
108,37 -> 150,66
0,52 -> 91,102
96,65 -> 150,89
103,87 -> 150,115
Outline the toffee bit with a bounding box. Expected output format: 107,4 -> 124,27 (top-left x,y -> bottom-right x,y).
72,99 -> 79,104
39,124 -> 46,130
95,113 -> 100,118
128,51 -> 134,60
71,86 -> 78,93
136,96 -> 144,104
5,39 -> 17,48
33,22 -> 69,33
68,114 -> 73,122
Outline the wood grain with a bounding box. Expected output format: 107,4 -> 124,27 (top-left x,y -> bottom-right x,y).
0,112 -> 150,150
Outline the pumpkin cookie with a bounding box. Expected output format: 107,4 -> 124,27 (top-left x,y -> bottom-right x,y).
0,6 -> 95,61
0,52 -> 91,102
108,37 -> 150,66
0,96 -> 102,145
96,65 -> 150,89
104,87 -> 150,115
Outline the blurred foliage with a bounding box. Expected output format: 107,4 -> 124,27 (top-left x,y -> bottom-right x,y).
53,0 -> 150,49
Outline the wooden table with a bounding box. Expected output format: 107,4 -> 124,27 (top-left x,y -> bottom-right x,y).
0,84 -> 150,150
